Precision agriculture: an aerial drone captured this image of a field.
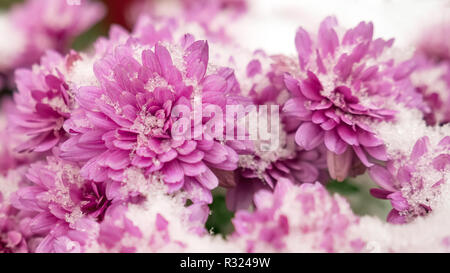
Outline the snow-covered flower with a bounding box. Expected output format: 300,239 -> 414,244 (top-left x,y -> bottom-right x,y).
282,17 -> 425,181
410,57 -> 450,125
417,21 -> 450,62
95,203 -> 201,252
9,51 -> 77,153
60,31 -> 243,205
92,177 -> 227,253
220,50 -> 328,210
231,179 -> 364,252
228,138 -> 328,211
0,168 -> 31,253
369,136 -> 450,224
11,157 -> 109,252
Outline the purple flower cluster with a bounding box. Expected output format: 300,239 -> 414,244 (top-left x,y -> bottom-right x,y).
10,51 -> 75,153
282,17 -> 425,182
223,50 -> 330,210
0,1 -> 450,253
60,35 -> 242,205
11,157 -> 109,252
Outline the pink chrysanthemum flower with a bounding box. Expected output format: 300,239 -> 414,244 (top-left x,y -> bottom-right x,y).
410,58 -> 450,125
97,205 -> 186,252
228,141 -> 328,211
9,51 -> 79,153
61,33 -> 242,204
95,183 -> 213,252
11,157 -> 111,252
369,136 -> 450,224
0,99 -> 37,174
0,168 -> 32,253
229,50 -> 329,206
88,15 -> 173,65
0,0 -> 105,88
0,204 -> 29,253
231,179 -> 364,252
417,21 -> 450,62
0,205 -> 29,253
127,0 -> 246,41
240,50 -> 289,105
206,51 -> 329,210
282,17 -> 427,181
10,0 -> 105,54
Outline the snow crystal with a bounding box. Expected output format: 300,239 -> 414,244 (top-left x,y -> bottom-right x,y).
355,178 -> 450,252
0,169 -> 23,202
373,106 -> 450,158
66,53 -> 100,87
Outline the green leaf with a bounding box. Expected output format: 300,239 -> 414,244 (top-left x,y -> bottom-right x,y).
205,192 -> 234,237
326,178 -> 391,219
326,179 -> 360,195
0,0 -> 23,10
71,21 -> 108,51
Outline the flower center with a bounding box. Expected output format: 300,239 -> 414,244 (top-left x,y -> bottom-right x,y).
133,107 -> 169,138
80,182 -> 111,222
